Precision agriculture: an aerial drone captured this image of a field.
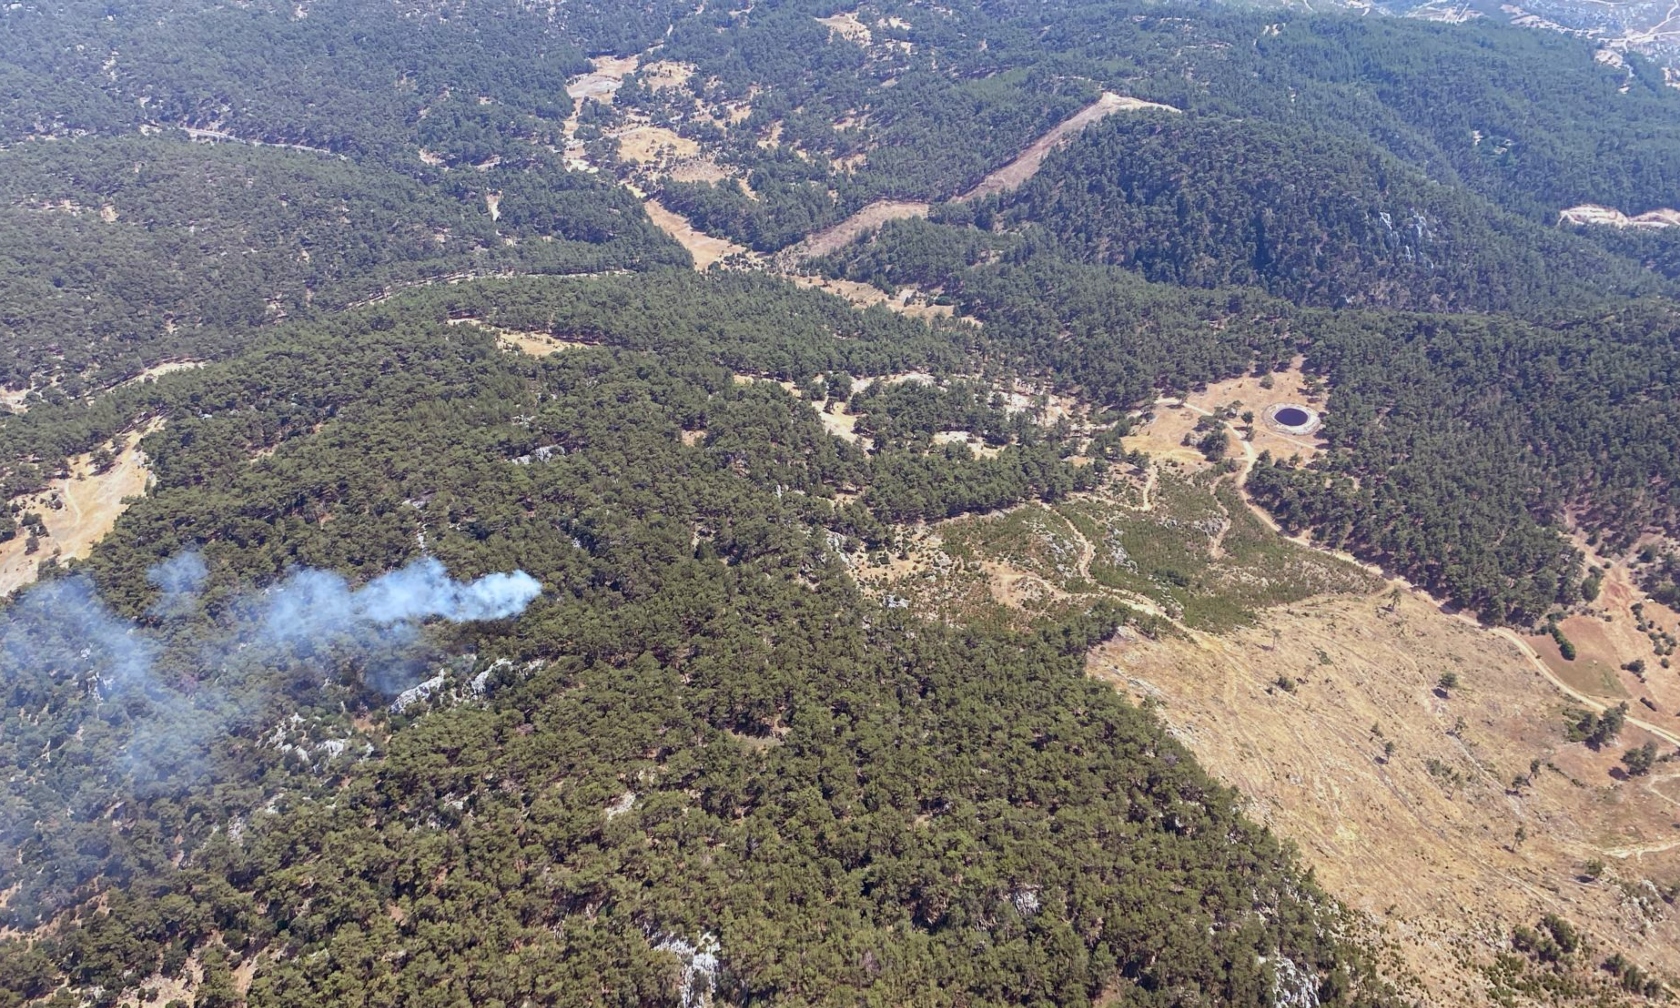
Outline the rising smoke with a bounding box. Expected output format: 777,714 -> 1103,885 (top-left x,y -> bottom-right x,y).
2,555 -> 541,794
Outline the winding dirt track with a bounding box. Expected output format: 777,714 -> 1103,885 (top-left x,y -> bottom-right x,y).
782,91 -> 1178,262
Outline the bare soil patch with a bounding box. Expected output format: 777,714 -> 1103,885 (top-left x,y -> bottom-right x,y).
815,401 -> 868,447
446,318 -> 591,356
785,273 -> 957,320
614,126 -> 700,164
1092,591 -> 1680,1004
495,331 -> 591,357
1560,203 -> 1680,228
565,55 -> 639,105
785,199 -> 930,259
663,157 -> 734,185
815,11 -> 872,45
0,423 -> 160,595
958,92 -> 1180,202
644,199 -> 754,268
1124,364 -> 1326,469
1518,541 -> 1680,728
119,361 -> 206,387
639,60 -> 695,91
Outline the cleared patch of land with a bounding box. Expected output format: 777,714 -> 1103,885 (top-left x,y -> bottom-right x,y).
643,199 -> 753,268
1124,364 -> 1326,470
639,60 -> 695,91
1520,541 -> 1680,735
1093,590 -> 1680,1005
446,317 -> 593,356
119,360 -> 206,387
957,92 -> 1179,202
1559,204 -> 1680,228
662,157 -> 734,185
783,92 -> 1182,260
785,199 -> 931,260
849,462 -> 1373,632
495,332 -> 589,357
815,402 -> 867,447
785,273 -> 956,320
0,423 -> 160,595
614,125 -> 700,164
1,362 -> 203,416
815,11 -> 872,45
565,54 -> 639,105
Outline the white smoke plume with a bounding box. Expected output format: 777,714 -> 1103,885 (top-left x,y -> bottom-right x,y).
146,550 -> 208,617
2,554 -> 542,793
260,558 -> 541,640
0,554 -> 542,924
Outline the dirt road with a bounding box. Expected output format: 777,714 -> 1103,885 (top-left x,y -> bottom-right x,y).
782,91 -> 1179,262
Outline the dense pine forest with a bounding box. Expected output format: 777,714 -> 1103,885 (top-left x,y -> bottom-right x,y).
2,0 -> 1680,1003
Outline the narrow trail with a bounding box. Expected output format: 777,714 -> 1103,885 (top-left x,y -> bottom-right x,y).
176,127 -> 340,157
1137,463 -> 1158,512
61,468 -> 86,531
1070,513 -> 1097,583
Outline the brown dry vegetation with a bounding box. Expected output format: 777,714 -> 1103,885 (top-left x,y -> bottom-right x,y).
785,273 -> 957,320
638,60 -> 695,92
957,92 -> 1179,202
494,331 -> 592,357
564,54 -> 639,105
1093,590 -> 1680,1005
1524,544 -> 1680,729
662,157 -> 735,185
1126,363 -> 1326,467
0,423 -> 159,595
786,199 -> 931,259
815,11 -> 872,45
643,199 -> 754,268
447,317 -> 594,356
613,125 -> 700,164
118,360 -> 206,387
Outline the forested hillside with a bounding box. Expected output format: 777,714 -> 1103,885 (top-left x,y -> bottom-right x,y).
0,137 -> 683,390
1004,115 -> 1660,310
2,0 -> 1680,1004
815,217 -> 1680,622
610,0 -> 1680,254
0,0 -> 632,164
0,285 -> 1389,1006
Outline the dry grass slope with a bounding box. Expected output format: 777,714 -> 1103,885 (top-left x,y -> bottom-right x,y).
0,423 -> 160,595
1093,592 -> 1680,1005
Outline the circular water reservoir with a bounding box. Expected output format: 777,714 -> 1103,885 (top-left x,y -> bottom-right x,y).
1265,403 -> 1321,434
